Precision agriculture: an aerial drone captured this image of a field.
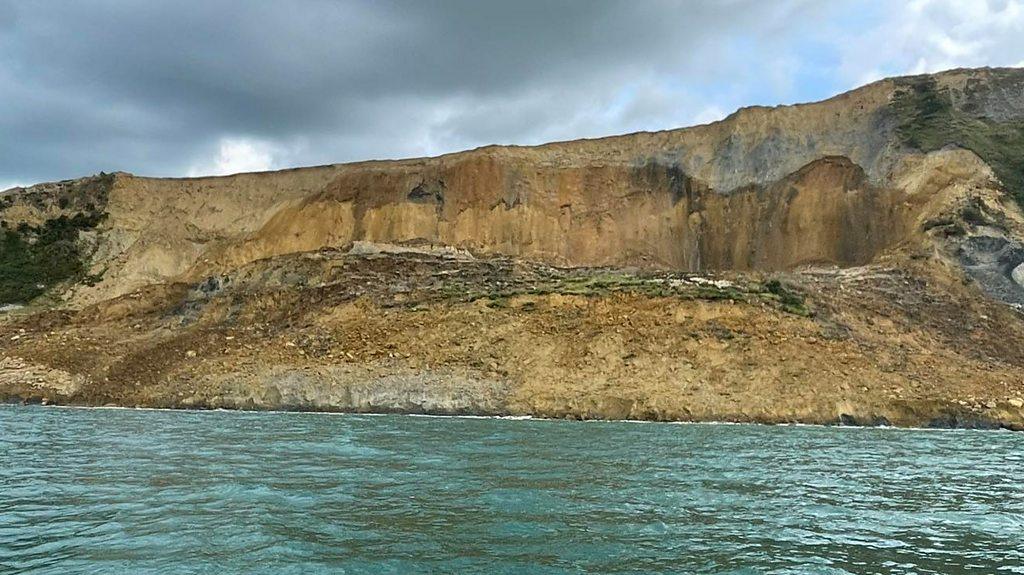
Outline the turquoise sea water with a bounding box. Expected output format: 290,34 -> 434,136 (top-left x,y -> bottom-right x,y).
1,406 -> 1023,574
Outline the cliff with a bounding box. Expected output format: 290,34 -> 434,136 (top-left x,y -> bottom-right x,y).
3,67 -> 1024,428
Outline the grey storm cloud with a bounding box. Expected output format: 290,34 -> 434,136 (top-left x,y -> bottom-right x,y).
0,0 -> 830,184
4,0 -> 1018,186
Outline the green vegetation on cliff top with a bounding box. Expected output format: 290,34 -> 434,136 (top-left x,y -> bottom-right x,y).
0,174 -> 111,305
893,76 -> 1024,206
0,213 -> 103,304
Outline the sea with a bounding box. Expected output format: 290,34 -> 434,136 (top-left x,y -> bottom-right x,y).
2,405 -> 1022,574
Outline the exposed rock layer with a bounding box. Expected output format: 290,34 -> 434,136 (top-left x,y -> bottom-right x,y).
2,67 -> 1024,427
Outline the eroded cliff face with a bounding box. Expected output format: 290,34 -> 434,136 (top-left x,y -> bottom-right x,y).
2,68 -> 1020,305
3,67 -> 1024,427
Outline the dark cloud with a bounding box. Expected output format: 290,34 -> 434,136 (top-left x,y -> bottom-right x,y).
0,0 -> 893,184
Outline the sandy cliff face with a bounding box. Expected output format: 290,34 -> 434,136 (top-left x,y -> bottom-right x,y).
2,67 -> 1024,427
3,68 -> 1018,303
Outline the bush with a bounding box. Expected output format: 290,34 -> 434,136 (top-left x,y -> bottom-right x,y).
764,279 -> 808,315
0,213 -> 104,304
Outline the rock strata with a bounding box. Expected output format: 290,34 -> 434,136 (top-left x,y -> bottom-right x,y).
2,67 -> 1024,428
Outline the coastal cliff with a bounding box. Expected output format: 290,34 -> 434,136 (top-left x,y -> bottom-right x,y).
3,67 -> 1024,428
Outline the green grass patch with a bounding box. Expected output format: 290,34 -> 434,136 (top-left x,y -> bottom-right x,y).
763,279 -> 811,316
485,296 -> 509,309
892,77 -> 1024,207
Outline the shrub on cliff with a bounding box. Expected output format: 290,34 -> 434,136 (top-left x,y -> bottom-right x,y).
0,212 -> 103,304
893,76 -> 1024,207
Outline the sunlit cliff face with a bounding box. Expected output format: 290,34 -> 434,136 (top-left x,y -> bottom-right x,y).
1,68 -> 1023,308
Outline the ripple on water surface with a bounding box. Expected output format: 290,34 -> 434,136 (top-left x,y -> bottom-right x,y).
1,406 -> 1023,574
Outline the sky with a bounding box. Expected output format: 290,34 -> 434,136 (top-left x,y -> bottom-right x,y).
2,0 -> 1023,189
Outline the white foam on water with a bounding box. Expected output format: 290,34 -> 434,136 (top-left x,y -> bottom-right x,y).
26,403 -> 1011,432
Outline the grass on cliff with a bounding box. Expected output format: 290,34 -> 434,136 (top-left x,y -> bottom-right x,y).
0,213 -> 103,304
892,77 -> 1024,206
763,279 -> 810,316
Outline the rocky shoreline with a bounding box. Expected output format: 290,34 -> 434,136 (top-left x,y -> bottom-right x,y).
5,396 -> 1023,431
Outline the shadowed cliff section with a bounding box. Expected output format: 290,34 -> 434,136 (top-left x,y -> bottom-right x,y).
198,155 -> 912,275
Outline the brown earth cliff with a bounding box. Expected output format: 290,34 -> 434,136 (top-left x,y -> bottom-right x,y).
3,67 -> 1024,428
